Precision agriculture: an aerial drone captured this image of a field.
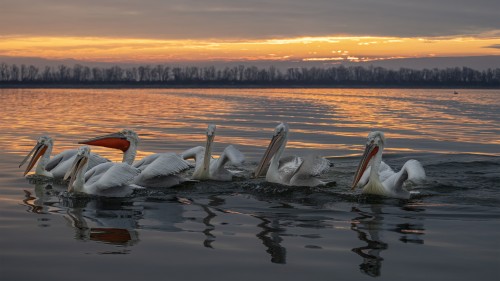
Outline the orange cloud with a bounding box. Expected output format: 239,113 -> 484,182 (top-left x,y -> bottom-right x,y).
0,35 -> 499,63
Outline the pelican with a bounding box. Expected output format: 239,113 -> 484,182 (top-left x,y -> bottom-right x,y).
19,135 -> 109,179
181,124 -> 245,181
80,129 -> 192,188
64,146 -> 141,197
78,129 -> 139,165
253,122 -> 333,187
351,131 -> 426,199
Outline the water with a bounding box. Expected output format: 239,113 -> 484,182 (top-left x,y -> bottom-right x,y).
0,88 -> 499,280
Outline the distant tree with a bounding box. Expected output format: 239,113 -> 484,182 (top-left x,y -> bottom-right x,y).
92,67 -> 103,82
0,63 -> 11,81
125,67 -> 138,81
1,62 -> 499,86
10,64 -> 20,81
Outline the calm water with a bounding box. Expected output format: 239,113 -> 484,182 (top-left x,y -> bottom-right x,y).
0,88 -> 499,280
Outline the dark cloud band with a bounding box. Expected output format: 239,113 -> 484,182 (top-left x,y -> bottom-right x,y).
1,0 -> 499,38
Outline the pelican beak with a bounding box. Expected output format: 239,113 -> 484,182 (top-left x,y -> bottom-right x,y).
79,132 -> 130,152
19,142 -> 48,176
64,153 -> 88,191
352,142 -> 379,190
203,133 -> 215,172
253,132 -> 285,178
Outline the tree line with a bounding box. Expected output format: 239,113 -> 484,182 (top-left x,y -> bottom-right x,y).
0,62 -> 499,87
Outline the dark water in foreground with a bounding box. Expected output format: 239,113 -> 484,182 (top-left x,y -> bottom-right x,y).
0,88 -> 499,280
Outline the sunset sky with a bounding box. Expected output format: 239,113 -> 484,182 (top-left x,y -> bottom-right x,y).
1,0 -> 499,64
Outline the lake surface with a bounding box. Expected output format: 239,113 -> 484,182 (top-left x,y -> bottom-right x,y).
0,88 -> 499,280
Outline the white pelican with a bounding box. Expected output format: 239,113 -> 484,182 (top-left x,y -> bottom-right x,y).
64,146 -> 141,197
19,135 -> 109,179
80,129 -> 192,188
253,122 -> 333,187
352,131 -> 426,199
181,124 -> 245,181
78,129 -> 139,165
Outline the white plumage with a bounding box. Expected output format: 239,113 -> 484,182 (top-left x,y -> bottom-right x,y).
352,131 -> 426,199
65,146 -> 141,197
181,124 -> 245,181
80,129 -> 192,188
132,153 -> 192,188
253,122 -> 333,187
19,135 -> 109,179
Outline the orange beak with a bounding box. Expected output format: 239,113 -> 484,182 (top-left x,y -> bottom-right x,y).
253,131 -> 285,178
352,142 -> 379,190
79,132 -> 130,152
19,143 -> 48,176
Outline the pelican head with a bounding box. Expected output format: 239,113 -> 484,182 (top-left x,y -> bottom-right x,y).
79,129 -> 139,152
64,146 -> 90,192
207,124 -> 216,137
352,131 -> 385,189
19,135 -> 53,176
253,122 -> 289,178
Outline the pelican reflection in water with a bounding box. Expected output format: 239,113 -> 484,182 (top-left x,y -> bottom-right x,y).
253,122 -> 333,187
351,204 -> 426,277
22,185 -> 142,251
64,205 -> 140,248
351,206 -> 388,277
352,131 -> 426,199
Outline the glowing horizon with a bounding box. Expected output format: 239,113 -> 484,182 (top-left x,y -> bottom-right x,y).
1,34 -> 499,64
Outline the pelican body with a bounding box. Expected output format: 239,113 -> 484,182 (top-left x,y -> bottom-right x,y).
19,135 -> 109,179
80,129 -> 192,188
181,124 -> 245,181
352,131 -> 426,199
64,146 -> 141,197
253,123 -> 333,187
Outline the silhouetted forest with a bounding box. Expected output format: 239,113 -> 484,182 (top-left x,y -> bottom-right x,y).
1,63 -> 499,87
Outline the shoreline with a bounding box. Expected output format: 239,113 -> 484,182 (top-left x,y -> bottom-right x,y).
1,83 -> 499,89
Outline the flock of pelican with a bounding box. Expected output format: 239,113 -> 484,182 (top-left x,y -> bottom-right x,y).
19,123 -> 426,199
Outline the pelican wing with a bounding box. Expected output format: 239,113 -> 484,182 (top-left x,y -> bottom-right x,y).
139,154 -> 191,179
134,154 -> 191,188
277,156 -> 303,183
89,153 -> 111,168
401,159 -> 426,184
46,149 -> 77,171
180,146 -> 204,168
180,146 -> 205,161
213,145 -> 245,170
133,154 -> 161,171
47,150 -> 109,178
383,159 -> 426,196
293,155 -> 332,179
84,162 -> 115,185
86,163 -> 140,192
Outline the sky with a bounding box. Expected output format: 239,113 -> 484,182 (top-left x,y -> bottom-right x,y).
1,0 -> 500,65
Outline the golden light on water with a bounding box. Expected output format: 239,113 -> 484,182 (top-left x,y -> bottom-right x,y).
1,88 -> 499,162
0,35 -> 499,63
